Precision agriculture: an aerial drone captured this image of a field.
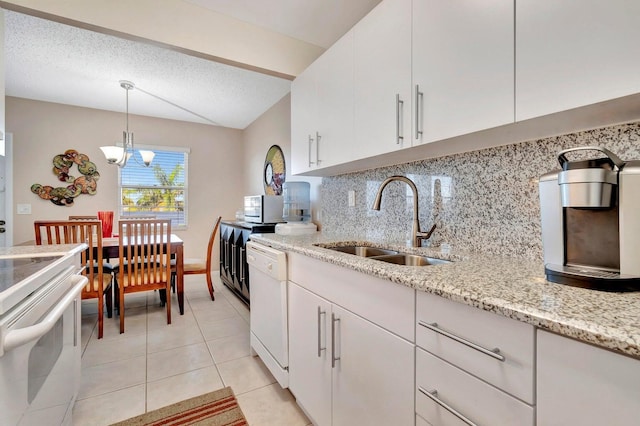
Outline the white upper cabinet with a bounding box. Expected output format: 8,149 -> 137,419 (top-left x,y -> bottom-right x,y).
353,0 -> 412,158
412,0 -> 515,144
291,65 -> 318,175
516,0 -> 640,121
290,30 -> 354,175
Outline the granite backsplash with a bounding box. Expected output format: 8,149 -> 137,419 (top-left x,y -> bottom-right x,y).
319,122 -> 640,260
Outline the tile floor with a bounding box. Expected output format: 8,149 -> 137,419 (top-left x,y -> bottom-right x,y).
72,274 -> 311,425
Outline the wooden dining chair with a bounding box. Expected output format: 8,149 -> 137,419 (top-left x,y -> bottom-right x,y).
116,219 -> 172,333
169,216 -> 221,301
34,220 -> 113,339
69,214 -> 116,278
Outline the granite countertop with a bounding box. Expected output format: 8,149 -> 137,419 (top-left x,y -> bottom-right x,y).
0,243 -> 86,257
249,232 -> 640,359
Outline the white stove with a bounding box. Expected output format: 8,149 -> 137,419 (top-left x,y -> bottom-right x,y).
0,246 -> 87,426
0,254 -> 66,315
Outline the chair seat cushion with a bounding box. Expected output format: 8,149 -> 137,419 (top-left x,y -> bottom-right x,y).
184,258 -> 206,272
120,271 -> 170,287
83,273 -> 113,293
169,258 -> 206,272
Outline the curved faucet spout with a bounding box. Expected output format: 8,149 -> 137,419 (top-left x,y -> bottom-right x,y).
372,175 -> 435,247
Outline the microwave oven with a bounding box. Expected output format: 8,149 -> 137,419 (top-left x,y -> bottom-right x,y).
244,195 -> 284,223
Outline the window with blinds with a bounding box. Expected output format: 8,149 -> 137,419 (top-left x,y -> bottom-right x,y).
118,146 -> 189,229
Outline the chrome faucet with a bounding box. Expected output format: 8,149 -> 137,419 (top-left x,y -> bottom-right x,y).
372,175 -> 436,247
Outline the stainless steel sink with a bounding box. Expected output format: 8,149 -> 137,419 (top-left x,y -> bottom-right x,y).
319,244 -> 451,266
370,254 -> 451,266
329,246 -> 399,257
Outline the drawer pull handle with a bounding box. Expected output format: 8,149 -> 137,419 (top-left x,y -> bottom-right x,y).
418,387 -> 477,426
418,321 -> 505,362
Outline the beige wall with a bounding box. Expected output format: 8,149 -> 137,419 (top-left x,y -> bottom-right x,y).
7,96 -> 244,259
242,93 -> 322,226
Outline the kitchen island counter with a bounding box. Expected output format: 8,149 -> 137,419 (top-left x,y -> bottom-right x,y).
250,232 -> 640,359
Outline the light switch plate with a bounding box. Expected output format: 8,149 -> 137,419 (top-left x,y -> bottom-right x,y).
17,204 -> 31,214
348,190 -> 355,207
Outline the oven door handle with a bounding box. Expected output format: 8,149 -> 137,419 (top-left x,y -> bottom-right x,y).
1,274 -> 87,356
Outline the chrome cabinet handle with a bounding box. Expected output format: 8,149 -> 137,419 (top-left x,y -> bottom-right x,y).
418,321 -> 505,362
317,307 -> 326,357
316,132 -> 322,165
308,134 -> 315,167
331,313 -> 340,368
418,387 -> 477,426
396,94 -> 404,144
415,84 -> 423,139
239,247 -> 245,281
231,243 -> 236,276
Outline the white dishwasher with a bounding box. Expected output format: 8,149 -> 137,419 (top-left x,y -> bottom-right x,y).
246,241 -> 289,388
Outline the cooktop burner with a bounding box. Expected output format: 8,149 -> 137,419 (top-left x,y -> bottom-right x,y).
0,256 -> 63,294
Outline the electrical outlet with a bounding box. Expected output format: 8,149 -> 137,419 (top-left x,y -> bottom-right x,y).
348,190 -> 355,207
17,204 -> 32,215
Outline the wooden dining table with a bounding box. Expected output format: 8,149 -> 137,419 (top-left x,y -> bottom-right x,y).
101,234 -> 186,315
21,233 -> 187,315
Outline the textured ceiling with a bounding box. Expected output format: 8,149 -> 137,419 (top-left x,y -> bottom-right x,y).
185,0 -> 383,48
4,10 -> 292,129
4,0 -> 382,130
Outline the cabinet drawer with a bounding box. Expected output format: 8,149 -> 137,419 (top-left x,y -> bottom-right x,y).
416,292 -> 534,403
416,348 -> 534,426
289,252 -> 415,342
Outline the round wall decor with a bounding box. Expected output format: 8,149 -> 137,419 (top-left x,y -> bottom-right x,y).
264,145 -> 286,195
31,149 -> 100,206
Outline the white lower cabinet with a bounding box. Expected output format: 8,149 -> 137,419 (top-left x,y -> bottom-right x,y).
415,291 -> 535,425
289,283 -> 332,426
288,275 -> 414,425
417,292 -> 535,404
537,330 -> 640,425
416,348 -> 534,426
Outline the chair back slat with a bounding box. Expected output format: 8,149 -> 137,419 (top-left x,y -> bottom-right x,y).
34,220 -> 104,287
118,219 -> 171,288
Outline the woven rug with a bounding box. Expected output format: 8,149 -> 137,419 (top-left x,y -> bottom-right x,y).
111,387 -> 248,426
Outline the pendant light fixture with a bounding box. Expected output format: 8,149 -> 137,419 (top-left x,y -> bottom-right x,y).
100,80 -> 155,167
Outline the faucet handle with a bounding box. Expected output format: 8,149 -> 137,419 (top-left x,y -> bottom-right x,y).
417,223 -> 437,241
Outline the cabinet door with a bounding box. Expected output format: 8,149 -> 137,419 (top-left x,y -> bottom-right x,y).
537,330 -> 640,425
516,0 -> 640,121
288,283 -> 332,426
291,65 -> 318,175
354,0 -> 411,157
413,0 -> 514,144
314,29 -> 355,169
332,304 -> 414,426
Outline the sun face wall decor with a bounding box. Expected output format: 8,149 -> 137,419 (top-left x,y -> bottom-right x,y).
264,145 -> 286,195
31,149 -> 100,206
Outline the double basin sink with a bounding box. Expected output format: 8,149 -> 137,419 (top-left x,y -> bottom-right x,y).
318,245 -> 451,267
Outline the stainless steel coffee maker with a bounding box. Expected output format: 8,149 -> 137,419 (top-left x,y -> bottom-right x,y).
539,146 -> 640,291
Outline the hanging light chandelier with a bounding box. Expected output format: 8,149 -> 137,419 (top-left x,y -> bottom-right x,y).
100,80 -> 155,167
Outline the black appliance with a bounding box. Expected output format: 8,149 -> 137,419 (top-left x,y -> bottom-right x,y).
219,220 -> 276,305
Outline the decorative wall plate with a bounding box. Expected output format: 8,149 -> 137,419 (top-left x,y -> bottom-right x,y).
264,145 -> 286,195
